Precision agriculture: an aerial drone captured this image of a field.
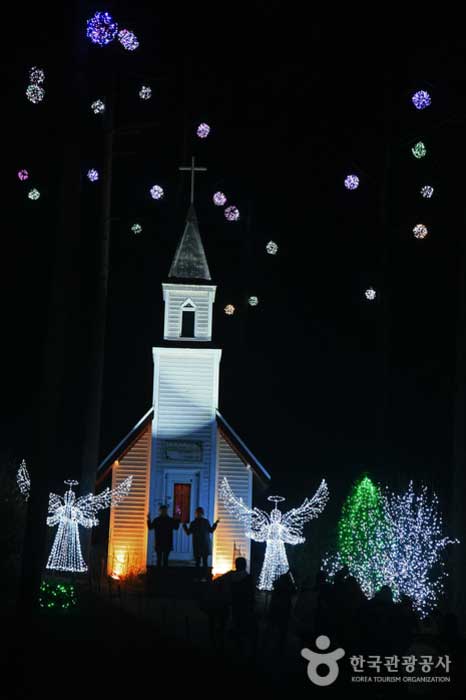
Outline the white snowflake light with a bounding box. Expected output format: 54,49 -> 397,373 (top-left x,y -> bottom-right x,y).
224,205 -> 240,221
131,223 -> 142,234
413,224 -> 428,239
26,84 -> 45,104
365,287 -> 376,301
220,478 -> 329,590
421,185 -> 434,199
117,29 -> 139,51
17,460 -> 30,500
139,85 -> 152,100
91,99 -> 105,114
248,296 -> 259,306
224,304 -> 235,315
266,241 -> 278,255
87,169 -> 99,182
29,66 -> 45,84
28,188 -> 40,200
213,191 -> 227,206
197,122 -> 211,138
150,184 -> 164,200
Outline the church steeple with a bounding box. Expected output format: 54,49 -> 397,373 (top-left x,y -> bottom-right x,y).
168,205 -> 211,282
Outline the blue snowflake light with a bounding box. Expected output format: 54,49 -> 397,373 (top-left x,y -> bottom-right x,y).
87,169 -> 99,182
118,29 -> 139,51
86,12 -> 118,46
421,185 -> 434,199
150,185 -> 164,200
344,174 -> 359,190
412,90 -> 431,110
139,85 -> 152,100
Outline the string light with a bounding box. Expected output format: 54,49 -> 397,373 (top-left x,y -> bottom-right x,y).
26,84 -> 44,104
413,224 -> 428,239
411,142 -> 427,159
28,188 -> 40,200
39,581 -> 77,610
266,241 -> 278,255
412,90 -> 431,110
45,477 -> 133,573
248,296 -> 259,306
117,29 -> 139,51
17,169 -> 29,181
421,185 -> 434,199
139,85 -> 152,100
29,67 -> 45,84
91,99 -> 105,114
150,184 -> 164,200
197,123 -> 211,138
365,287 -> 376,301
220,477 -> 329,591
131,223 -> 142,234
86,11 -> 118,46
16,460 -> 30,500
224,205 -> 240,221
344,174 -> 359,190
213,191 -> 227,206
87,169 -> 99,182
224,304 -> 235,315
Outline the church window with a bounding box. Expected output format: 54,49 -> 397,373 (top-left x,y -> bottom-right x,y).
181,309 -> 195,337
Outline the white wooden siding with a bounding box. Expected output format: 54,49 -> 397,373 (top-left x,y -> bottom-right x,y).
107,424 -> 151,576
213,430 -> 252,574
162,284 -> 216,341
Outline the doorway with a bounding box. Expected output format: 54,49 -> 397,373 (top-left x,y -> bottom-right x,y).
164,471 -> 199,560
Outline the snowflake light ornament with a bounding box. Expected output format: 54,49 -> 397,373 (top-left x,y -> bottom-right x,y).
412,141 -> 427,159
413,224 -> 428,239
131,223 -> 142,234
28,188 -> 40,200
365,287 -> 376,301
86,11 -> 118,46
197,123 -> 211,138
87,169 -> 99,182
224,304 -> 235,315
224,205 -> 240,221
412,90 -> 431,110
139,85 -> 152,100
344,174 -> 359,190
220,477 -> 329,590
421,185 -> 434,199
17,169 -> 29,181
213,191 -> 227,206
29,67 -> 45,84
26,85 -> 45,104
150,185 -> 164,200
266,241 -> 278,255
117,29 -> 139,51
91,99 -> 105,115
17,460 -> 30,500
248,296 -> 259,306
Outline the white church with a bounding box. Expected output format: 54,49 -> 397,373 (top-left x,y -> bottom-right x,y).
97,203 -> 271,578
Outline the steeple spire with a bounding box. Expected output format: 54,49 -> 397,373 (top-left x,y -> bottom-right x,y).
168,205 -> 211,281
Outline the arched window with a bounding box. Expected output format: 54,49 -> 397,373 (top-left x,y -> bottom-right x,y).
180,299 -> 196,338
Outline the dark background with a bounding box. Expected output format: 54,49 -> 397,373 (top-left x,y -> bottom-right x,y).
1,4 -> 465,535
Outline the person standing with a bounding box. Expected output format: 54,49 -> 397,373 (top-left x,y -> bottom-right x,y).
147,504 -> 180,567
183,507 -> 219,580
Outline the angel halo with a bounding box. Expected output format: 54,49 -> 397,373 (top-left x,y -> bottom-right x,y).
220,477 -> 329,590
17,462 -> 132,573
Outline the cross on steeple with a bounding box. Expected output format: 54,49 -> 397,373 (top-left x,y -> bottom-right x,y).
179,156 -> 207,204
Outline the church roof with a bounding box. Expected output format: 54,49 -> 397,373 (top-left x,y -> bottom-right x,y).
168,205 -> 211,282
96,407 -> 271,484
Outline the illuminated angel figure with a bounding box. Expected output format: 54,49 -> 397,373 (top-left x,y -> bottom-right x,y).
220,477 -> 329,590
17,464 -> 132,573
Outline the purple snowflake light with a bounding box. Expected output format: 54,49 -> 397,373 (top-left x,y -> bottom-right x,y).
118,29 -> 139,51
87,169 -> 99,182
344,174 -> 359,190
150,185 -> 164,200
412,90 -> 431,110
197,123 -> 211,139
224,205 -> 240,222
86,11 -> 118,46
26,84 -> 45,104
17,169 -> 29,182
213,191 -> 227,206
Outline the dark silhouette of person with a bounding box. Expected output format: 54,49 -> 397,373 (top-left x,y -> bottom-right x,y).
228,557 -> 256,653
183,507 -> 219,579
147,505 -> 180,567
268,571 -> 296,652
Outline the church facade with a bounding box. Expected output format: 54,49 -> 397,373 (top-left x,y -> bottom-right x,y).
98,206 -> 270,578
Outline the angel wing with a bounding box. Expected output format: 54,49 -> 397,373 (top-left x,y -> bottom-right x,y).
17,460 -> 31,500
219,477 -> 270,542
75,475 -> 133,520
46,492 -> 65,526
281,479 -> 329,542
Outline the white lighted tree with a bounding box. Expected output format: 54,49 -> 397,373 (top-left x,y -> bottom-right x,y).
220,477 -> 329,590
17,464 -> 132,573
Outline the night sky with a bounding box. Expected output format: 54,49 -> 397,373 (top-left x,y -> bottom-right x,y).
2,5 -> 466,529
